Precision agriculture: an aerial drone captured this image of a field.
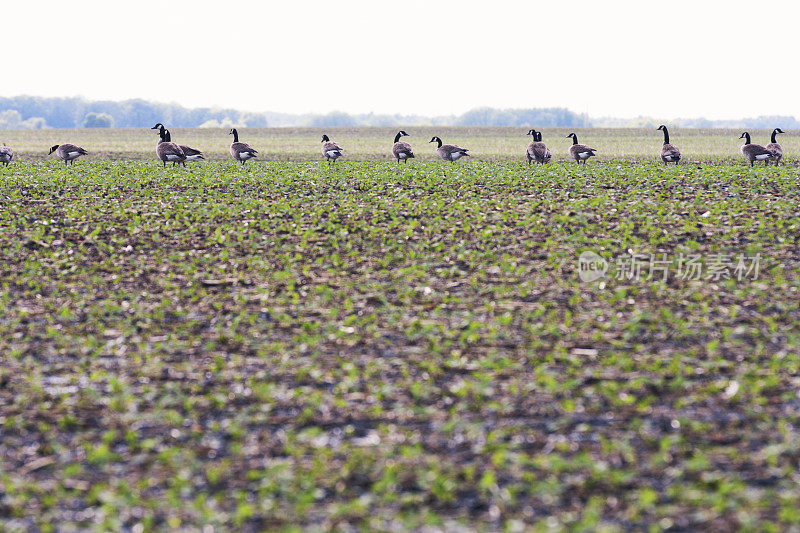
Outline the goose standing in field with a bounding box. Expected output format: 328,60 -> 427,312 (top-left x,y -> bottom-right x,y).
391,130 -> 414,163
164,130 -> 202,166
566,133 -> 597,164
430,136 -> 469,162
229,128 -> 258,164
739,132 -> 773,167
526,129 -> 551,165
321,134 -> 343,164
49,144 -> 88,165
765,128 -> 785,166
657,125 -> 681,165
152,126 -> 186,167
151,123 -> 204,165
0,143 -> 13,166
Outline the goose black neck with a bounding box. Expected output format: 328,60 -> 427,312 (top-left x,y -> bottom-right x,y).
743,133 -> 751,145
394,132 -> 402,143
165,131 -> 172,142
435,138 -> 442,148
159,127 -> 166,141
661,127 -> 670,145
771,130 -> 778,143
536,132 -> 542,142
232,129 -> 239,143
572,135 -> 578,145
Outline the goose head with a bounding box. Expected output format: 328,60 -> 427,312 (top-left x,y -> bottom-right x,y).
321,134 -> 330,142
48,145 -> 59,155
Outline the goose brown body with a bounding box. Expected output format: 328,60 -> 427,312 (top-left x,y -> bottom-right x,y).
49,143 -> 88,165
321,134 -> 343,163
430,136 -> 469,161
566,133 -> 596,164
526,130 -> 551,164
765,128 -> 785,166
657,125 -> 681,165
153,128 -> 186,167
229,129 -> 257,164
391,131 -> 414,162
739,132 -> 773,167
0,143 -> 12,166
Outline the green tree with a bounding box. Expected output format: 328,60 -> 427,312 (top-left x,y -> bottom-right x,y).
83,112 -> 114,128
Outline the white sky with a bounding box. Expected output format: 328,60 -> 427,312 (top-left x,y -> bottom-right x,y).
3,0 -> 799,119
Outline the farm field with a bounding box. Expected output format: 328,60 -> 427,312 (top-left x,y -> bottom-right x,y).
2,126 -> 799,163
1,153 -> 800,530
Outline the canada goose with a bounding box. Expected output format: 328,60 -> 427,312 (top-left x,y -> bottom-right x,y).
525,129 -> 551,165
152,123 -> 204,165
429,136 -> 469,161
229,128 -> 257,164
0,143 -> 12,166
321,134 -> 343,164
164,130 -> 203,166
566,133 -> 597,164
49,144 -> 88,165
152,126 -> 186,167
765,128 -> 785,166
657,125 -> 681,165
391,131 -> 414,163
739,132 -> 773,167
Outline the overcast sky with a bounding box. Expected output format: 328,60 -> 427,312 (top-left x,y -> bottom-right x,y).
3,0 -> 798,119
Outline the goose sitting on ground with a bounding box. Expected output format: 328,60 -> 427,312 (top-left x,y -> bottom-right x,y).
657,125 -> 681,165
0,143 -> 13,166
49,144 -> 88,165
765,128 -> 785,166
430,136 -> 469,161
229,128 -> 258,164
391,131 -> 414,163
152,123 -> 204,165
566,133 -> 597,164
321,134 -> 343,164
526,129 -> 551,164
739,132 -> 773,167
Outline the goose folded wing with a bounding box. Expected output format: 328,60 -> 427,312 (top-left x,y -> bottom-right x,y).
747,145 -> 772,157
180,145 -> 203,157
662,144 -> 680,157
233,142 -> 257,154
394,142 -> 413,154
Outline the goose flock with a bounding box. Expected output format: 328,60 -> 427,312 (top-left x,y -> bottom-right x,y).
0,126 -> 789,167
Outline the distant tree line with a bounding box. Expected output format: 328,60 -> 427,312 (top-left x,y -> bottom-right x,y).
592,115 -> 800,129
0,96 -> 796,129
0,96 -> 591,129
